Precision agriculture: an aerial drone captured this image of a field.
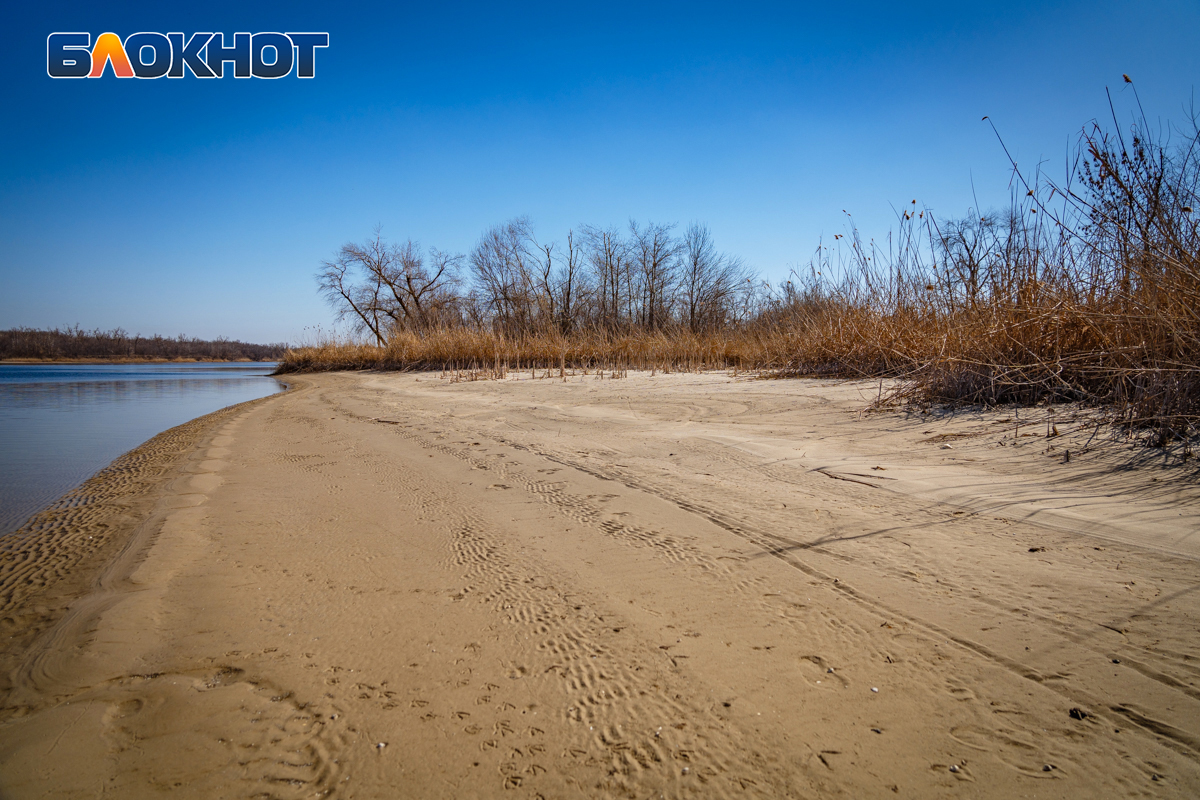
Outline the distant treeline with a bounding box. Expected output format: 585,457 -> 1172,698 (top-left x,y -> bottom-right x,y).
0,327 -> 286,361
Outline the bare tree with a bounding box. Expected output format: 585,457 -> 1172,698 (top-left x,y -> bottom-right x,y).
317,228 -> 462,343
556,230 -> 584,333
317,231 -> 389,344
388,243 -> 463,329
532,237 -> 558,325
629,220 -> 681,330
470,217 -> 539,334
580,224 -> 630,330
681,222 -> 748,332
934,212 -> 1001,310
527,229 -> 589,334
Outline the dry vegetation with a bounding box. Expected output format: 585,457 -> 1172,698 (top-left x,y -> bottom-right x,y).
281,85 -> 1200,436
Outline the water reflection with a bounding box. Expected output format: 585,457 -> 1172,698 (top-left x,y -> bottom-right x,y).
0,378 -> 270,409
0,363 -> 284,535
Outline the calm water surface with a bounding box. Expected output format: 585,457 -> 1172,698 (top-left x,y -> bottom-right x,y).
0,363 -> 285,535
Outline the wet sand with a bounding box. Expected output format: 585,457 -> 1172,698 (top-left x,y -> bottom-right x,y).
2,370 -> 1198,798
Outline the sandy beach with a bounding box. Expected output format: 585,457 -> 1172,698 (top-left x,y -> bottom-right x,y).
2,370 -> 1198,798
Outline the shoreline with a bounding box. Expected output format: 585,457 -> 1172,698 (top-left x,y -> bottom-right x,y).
0,365 -> 291,537
1,371 -> 1197,798
0,389 -> 291,704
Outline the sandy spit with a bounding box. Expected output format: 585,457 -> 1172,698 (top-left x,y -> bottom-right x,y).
1,370 -> 1198,798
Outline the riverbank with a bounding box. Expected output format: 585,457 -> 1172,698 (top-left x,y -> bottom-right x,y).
0,394 -> 286,699
0,362 -> 285,536
2,371 -> 1198,798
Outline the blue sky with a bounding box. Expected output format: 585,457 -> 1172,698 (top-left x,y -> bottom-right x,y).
2,1 -> 1197,343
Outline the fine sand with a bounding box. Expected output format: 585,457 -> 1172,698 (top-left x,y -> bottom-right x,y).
2,370 -> 1198,798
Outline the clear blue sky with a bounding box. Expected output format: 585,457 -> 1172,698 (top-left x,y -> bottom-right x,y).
2,1 -> 1197,343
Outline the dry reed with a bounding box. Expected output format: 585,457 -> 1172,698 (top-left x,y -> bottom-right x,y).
280,87 -> 1200,438
277,327 -> 782,376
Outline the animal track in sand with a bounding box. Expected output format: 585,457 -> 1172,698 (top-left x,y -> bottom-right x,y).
310,408 -> 801,796
93,665 -> 347,799
314,384 -> 1200,794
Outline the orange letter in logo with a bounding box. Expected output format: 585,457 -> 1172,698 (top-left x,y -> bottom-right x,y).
89,32 -> 134,77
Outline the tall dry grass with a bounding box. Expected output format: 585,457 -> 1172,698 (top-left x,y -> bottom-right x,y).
278,326 -> 784,375
767,93 -> 1200,435
280,89 -> 1200,436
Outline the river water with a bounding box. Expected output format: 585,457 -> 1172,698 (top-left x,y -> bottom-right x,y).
0,363 -> 285,535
